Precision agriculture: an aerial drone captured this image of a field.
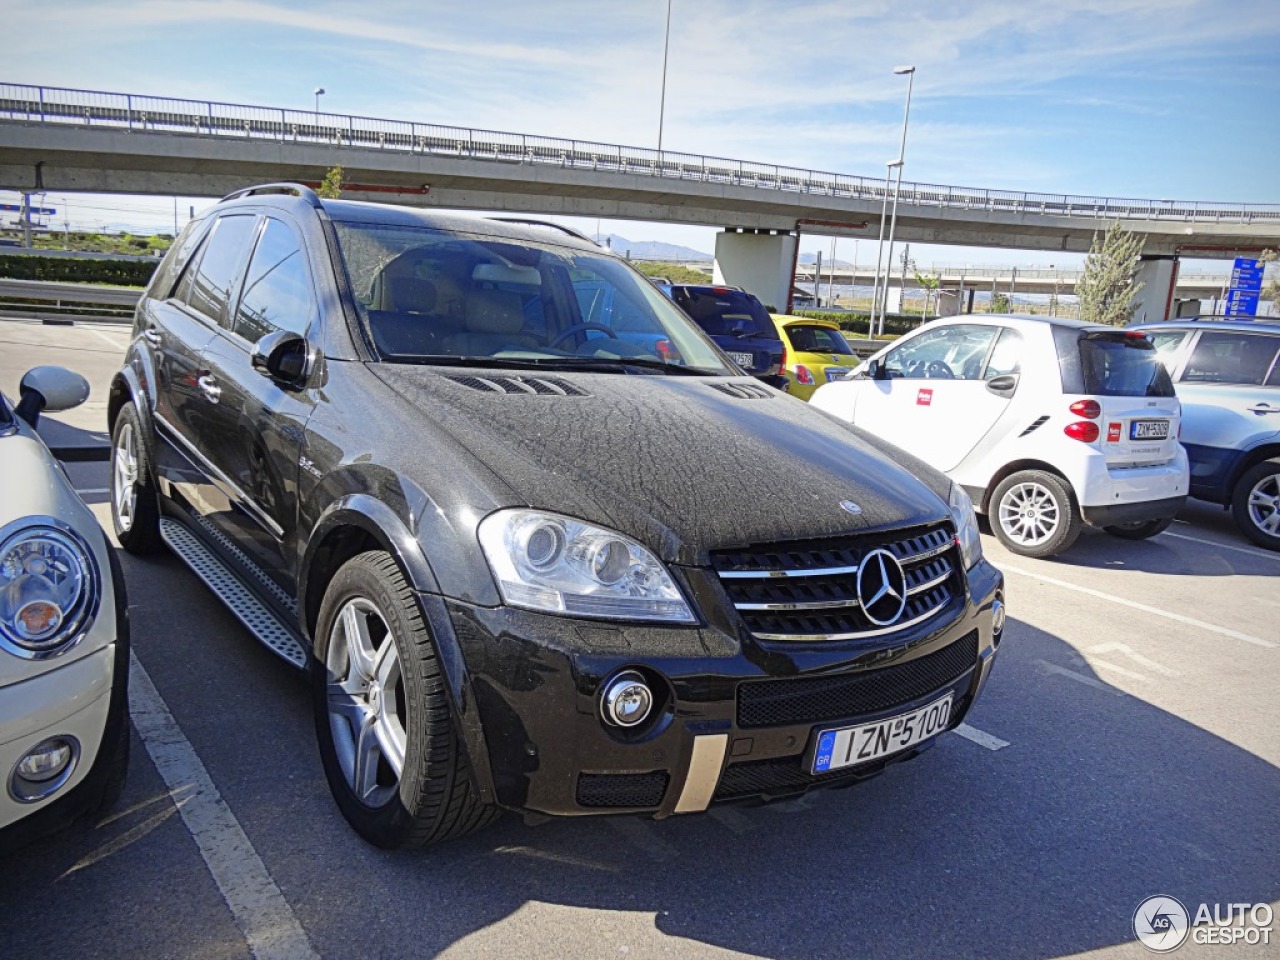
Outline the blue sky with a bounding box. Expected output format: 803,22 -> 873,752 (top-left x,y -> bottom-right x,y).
3,0 -> 1278,267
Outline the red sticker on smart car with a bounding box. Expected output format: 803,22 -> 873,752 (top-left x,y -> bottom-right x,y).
1107,422 -> 1122,442
917,389 -> 933,406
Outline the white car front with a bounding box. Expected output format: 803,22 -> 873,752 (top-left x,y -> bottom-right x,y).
0,367 -> 129,845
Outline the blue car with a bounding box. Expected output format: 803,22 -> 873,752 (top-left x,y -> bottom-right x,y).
660,284 -> 785,381
1135,317 -> 1280,550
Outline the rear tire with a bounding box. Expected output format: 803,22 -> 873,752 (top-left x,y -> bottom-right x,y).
1103,518 -> 1173,540
312,551 -> 499,849
991,470 -> 1082,558
1231,459 -> 1280,551
109,402 -> 163,555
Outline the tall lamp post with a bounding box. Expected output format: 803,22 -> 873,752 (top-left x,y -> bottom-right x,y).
314,86 -> 325,119
657,0 -> 673,153
869,159 -> 898,336
877,65 -> 916,336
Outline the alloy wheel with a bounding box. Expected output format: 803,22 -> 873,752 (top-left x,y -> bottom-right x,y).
113,421 -> 138,532
998,481 -> 1060,546
1246,472 -> 1280,537
325,598 -> 408,808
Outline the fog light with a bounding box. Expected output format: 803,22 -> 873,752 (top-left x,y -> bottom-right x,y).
10,736 -> 79,802
600,671 -> 654,728
992,595 -> 1007,638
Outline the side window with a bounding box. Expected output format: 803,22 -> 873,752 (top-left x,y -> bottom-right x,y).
175,215 -> 257,325
148,219 -> 207,300
883,325 -> 997,380
983,328 -> 1023,378
1148,330 -> 1189,374
233,219 -> 314,343
1183,332 -> 1280,386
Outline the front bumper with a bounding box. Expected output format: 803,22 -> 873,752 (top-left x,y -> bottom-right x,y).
435,558 -> 1003,818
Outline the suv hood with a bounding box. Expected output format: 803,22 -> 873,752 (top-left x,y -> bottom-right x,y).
370,367 -> 953,565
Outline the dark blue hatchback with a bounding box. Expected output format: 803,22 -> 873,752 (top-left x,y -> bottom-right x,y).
661,284 -> 785,379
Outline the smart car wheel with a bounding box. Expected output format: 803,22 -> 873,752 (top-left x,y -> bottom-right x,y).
1232,459 -> 1280,551
312,551 -> 499,849
992,469 -> 1082,558
110,402 -> 162,554
1103,518 -> 1173,540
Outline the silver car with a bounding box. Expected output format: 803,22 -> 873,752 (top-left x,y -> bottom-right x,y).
1137,318 -> 1280,550
0,366 -> 129,847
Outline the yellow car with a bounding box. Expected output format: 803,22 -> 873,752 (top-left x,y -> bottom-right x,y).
771,315 -> 861,400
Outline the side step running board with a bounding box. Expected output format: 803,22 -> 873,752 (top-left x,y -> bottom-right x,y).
159,518 -> 309,668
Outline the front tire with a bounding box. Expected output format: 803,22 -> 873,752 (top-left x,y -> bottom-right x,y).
312,551 -> 499,849
1103,517 -> 1173,540
109,403 -> 163,554
991,469 -> 1082,558
1232,459 -> 1280,551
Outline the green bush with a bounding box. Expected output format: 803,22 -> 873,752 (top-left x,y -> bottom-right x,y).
0,254 -> 156,286
787,309 -> 921,337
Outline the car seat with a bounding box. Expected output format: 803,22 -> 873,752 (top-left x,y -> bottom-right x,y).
445,289 -> 538,356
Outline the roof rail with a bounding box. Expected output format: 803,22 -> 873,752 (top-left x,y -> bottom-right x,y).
486,217 -> 598,245
220,182 -> 323,209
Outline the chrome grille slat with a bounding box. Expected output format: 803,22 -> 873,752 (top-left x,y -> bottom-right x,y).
713,522 -> 962,642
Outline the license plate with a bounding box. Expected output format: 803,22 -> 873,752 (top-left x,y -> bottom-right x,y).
812,694 -> 952,774
727,351 -> 753,367
825,368 -> 850,382
1130,419 -> 1170,440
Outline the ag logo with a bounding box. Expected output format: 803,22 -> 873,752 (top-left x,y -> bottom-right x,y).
1133,896 -> 1190,952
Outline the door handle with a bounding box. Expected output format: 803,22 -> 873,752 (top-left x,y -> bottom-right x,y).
142,328 -> 162,346
1247,404 -> 1278,414
197,374 -> 222,404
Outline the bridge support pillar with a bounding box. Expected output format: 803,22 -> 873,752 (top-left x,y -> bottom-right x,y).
713,229 -> 797,312
1130,255 -> 1179,325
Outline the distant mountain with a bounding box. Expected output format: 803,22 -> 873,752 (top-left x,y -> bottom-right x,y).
798,254 -> 854,268
594,234 -> 711,262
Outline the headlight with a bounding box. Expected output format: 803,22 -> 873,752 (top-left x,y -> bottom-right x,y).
477,510 -> 696,623
948,484 -> 983,570
0,519 -> 100,659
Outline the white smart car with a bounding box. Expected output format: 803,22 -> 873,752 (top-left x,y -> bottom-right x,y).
811,316 -> 1189,557
0,366 -> 128,848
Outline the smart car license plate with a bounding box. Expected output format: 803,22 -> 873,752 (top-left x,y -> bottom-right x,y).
811,695 -> 952,774
727,351 -> 753,367
1130,419 -> 1170,440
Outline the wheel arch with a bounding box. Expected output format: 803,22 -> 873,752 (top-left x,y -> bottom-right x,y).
1225,443 -> 1280,498
977,459 -> 1074,514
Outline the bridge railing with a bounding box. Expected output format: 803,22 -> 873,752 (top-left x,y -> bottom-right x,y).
4,82 -> 1279,225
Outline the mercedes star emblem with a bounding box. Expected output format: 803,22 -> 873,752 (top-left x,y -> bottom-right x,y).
856,548 -> 908,626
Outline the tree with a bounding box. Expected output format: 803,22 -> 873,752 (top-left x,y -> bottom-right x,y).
633,261 -> 711,284
317,165 -> 345,199
989,292 -> 1011,314
914,269 -> 940,319
1077,221 -> 1146,325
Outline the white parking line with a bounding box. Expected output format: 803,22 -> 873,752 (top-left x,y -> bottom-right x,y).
952,723 -> 1010,751
128,653 -> 318,960
1158,529 -> 1280,563
1002,564 -> 1277,649
1034,658 -> 1126,696
75,487 -> 110,495
85,325 -> 130,349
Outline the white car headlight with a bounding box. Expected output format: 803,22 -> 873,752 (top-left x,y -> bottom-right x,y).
948,484 -> 983,570
0,520 -> 100,659
478,510 -> 696,623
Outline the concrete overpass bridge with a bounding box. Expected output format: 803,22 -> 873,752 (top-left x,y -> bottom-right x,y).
794,265 -> 1232,297
3,82 -> 1278,320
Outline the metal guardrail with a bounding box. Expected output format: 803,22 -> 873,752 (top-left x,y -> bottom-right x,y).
0,278 -> 140,323
3,82 -> 1278,225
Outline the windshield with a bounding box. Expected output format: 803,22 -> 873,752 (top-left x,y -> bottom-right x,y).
669,287 -> 777,339
784,324 -> 854,355
332,222 -> 731,373
1078,333 -> 1175,397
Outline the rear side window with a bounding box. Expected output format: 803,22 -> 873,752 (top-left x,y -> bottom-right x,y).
1182,332 -> 1280,387
1076,333 -> 1175,397
786,324 -> 853,355
175,214 -> 257,325
147,219 -> 206,300
670,288 -> 777,339
233,218 -> 314,343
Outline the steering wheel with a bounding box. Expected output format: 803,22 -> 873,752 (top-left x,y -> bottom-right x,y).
925,360 -> 955,380
551,323 -> 616,349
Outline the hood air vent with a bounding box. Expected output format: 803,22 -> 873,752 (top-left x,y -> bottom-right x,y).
446,375 -> 588,397
710,382 -> 775,400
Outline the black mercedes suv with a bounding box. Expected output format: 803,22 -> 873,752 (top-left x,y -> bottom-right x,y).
109,184 -> 1005,849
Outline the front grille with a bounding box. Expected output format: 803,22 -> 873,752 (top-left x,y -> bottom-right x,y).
712,523 -> 962,641
713,736 -> 933,801
576,772 -> 670,808
736,629 -> 979,728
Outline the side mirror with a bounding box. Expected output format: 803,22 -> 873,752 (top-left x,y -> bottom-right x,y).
866,358 -> 888,381
15,366 -> 90,426
251,331 -> 310,386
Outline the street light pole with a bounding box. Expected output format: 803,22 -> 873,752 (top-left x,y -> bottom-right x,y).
657,0 -> 673,153
313,86 -> 325,121
878,65 -> 916,336
869,161 -> 893,338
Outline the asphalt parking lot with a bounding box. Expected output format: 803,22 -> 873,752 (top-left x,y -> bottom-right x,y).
1,317 -> 1277,960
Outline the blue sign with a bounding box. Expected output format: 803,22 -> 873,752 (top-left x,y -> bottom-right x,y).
1225,256 -> 1264,317
0,203 -> 57,215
